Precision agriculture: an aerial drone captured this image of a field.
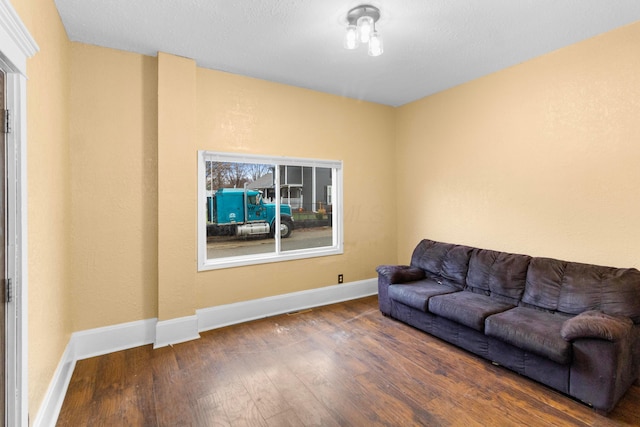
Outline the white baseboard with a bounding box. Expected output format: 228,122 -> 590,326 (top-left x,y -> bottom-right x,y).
72,318 -> 157,360
197,278 -> 378,332
34,279 -> 378,426
32,318 -> 158,427
31,343 -> 76,427
154,315 -> 200,349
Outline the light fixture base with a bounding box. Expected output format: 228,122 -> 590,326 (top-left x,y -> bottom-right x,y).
346,5 -> 380,25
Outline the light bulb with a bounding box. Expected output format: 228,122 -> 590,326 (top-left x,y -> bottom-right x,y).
357,15 -> 373,43
368,31 -> 383,57
343,24 -> 359,49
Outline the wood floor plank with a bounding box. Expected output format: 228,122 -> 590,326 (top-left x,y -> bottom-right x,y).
150,346 -> 198,427
353,370 -> 446,427
122,345 -> 158,426
338,330 -> 486,426
234,354 -> 291,420
262,357 -> 340,427
55,356 -> 98,427
264,409 -> 304,427
283,349 -> 388,426
194,393 -> 230,427
214,380 -> 267,427
57,296 -> 640,426
85,350 -> 127,425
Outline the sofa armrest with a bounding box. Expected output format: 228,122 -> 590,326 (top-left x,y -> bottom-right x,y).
563,312 -> 637,411
561,310 -> 633,342
376,265 -> 425,315
376,265 -> 425,284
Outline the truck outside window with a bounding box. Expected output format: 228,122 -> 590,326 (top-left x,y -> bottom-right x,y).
198,151 -> 343,270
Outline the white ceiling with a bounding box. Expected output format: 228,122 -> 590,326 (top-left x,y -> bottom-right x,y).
54,0 -> 640,107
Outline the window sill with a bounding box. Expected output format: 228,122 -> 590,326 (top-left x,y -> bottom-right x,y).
198,245 -> 344,271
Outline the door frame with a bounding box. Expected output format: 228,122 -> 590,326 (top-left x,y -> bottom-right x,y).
0,1 -> 39,425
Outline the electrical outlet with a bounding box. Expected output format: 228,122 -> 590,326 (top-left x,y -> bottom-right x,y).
338,274 -> 343,284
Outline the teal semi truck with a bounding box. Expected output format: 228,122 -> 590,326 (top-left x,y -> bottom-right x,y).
206,188 -> 294,239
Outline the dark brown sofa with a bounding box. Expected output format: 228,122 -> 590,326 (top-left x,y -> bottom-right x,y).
377,239 -> 640,412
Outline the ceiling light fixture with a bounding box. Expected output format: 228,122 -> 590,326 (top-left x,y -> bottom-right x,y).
344,5 -> 383,57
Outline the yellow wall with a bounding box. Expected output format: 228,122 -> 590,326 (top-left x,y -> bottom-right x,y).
396,21 -> 640,268
194,68 -> 397,307
69,44 -> 158,330
12,0 -> 73,417
154,59 -> 397,315
157,53 -> 197,320
66,46 -> 397,325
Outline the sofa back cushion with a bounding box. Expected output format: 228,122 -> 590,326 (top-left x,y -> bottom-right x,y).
466,249 -> 531,303
524,257 -> 640,323
410,239 -> 472,288
521,258 -> 565,311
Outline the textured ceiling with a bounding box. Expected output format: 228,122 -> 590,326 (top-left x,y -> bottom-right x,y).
54,0 -> 640,106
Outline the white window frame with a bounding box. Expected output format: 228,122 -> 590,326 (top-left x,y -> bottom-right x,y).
198,151 -> 343,271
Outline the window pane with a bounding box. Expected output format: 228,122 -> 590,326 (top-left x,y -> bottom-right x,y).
199,152 -> 343,271
205,161 -> 277,259
281,166 -> 334,252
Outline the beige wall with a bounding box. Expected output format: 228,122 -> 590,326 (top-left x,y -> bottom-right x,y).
396,21 -> 640,268
69,44 -> 158,329
194,68 -> 397,307
157,52 -> 197,320
12,0 -> 73,417
66,45 -> 398,325
153,59 -> 397,314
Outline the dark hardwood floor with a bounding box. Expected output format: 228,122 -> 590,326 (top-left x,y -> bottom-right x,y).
57,296 -> 640,426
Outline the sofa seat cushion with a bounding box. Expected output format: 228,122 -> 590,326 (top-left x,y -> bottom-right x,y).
428,292 -> 514,332
485,307 -> 572,364
388,280 -> 459,312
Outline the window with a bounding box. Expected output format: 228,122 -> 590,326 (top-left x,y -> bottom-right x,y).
198,151 -> 343,270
